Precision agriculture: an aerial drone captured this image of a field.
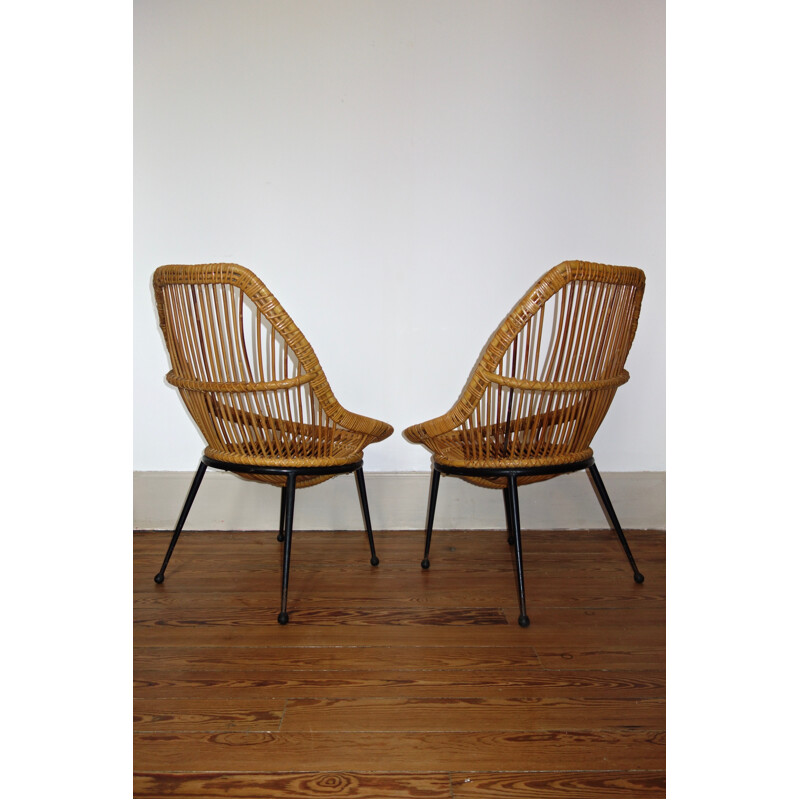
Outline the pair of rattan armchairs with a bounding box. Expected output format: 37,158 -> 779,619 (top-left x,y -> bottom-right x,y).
152,261 -> 646,626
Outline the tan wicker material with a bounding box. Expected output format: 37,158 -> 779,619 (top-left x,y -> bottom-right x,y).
403,261 -> 645,488
154,263 -> 393,488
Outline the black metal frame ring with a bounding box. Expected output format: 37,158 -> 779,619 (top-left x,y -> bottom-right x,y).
433,455 -> 596,480
200,453 -> 364,478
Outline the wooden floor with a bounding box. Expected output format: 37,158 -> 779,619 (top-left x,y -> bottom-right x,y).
134,527 -> 665,798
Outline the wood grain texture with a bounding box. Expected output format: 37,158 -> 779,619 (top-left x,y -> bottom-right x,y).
133,771 -> 452,798
133,644 -> 543,672
133,699 -> 285,731
134,668 -> 666,700
134,529 -> 665,798
280,696 -> 666,732
133,730 -> 665,772
132,568 -> 664,607
452,771 -> 667,798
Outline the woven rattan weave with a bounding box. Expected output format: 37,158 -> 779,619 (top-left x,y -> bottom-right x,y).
151,263 -> 393,623
403,261 -> 646,626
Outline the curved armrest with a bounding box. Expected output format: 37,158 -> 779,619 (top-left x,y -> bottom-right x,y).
403,412 -> 463,445
166,371 -> 314,393
330,406 -> 394,442
481,368 -> 630,392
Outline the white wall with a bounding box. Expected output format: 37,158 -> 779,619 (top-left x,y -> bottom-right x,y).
134,0 -> 665,477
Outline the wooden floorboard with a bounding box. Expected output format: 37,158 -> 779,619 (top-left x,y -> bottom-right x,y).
133,729 -> 665,772
134,529 -> 665,798
134,668 -> 665,701
133,772 -> 453,798
278,697 -> 666,732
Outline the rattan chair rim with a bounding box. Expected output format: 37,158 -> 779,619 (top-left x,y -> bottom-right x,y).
432,447 -> 595,471
432,453 -> 595,476
202,446 -> 366,469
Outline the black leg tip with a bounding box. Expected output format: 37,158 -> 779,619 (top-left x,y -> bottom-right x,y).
370,555 -> 380,566
277,612 -> 289,625
277,533 -> 285,542
634,572 -> 645,583
518,615 -> 530,628
154,573 -> 164,584
421,558 -> 430,569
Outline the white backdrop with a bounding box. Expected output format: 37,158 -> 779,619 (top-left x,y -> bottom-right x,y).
133,0 -> 665,475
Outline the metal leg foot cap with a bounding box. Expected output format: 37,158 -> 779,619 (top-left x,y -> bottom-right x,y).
634,572 -> 645,583
370,556 -> 380,566
154,573 -> 164,584
518,615 -> 530,628
277,533 -> 285,542
277,612 -> 289,625
421,558 -> 430,569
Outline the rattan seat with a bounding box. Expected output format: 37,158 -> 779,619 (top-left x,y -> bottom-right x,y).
403,261 -> 646,626
151,263 -> 393,623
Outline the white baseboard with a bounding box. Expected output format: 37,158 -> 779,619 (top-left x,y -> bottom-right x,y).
133,469 -> 665,531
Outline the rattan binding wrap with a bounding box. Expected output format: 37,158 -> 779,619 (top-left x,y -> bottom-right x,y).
403,261 -> 645,488
154,263 -> 393,488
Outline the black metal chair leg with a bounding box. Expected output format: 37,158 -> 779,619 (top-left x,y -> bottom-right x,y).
503,484 -> 514,546
420,468 -> 441,569
277,473 -> 297,624
354,467 -> 380,566
506,474 -> 530,627
586,463 -> 644,583
276,485 -> 287,542
154,461 -> 207,584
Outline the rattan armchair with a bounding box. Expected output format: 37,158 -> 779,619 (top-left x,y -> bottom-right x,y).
403,261 -> 646,627
152,263 -> 393,624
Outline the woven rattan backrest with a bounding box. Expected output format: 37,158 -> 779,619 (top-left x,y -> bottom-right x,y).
153,263 -> 354,461
447,261 -> 645,463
